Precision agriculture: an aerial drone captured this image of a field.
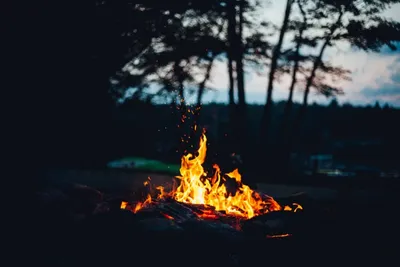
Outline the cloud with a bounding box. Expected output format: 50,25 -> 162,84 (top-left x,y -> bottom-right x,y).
363,86 -> 400,98
201,49 -> 400,107
360,58 -> 400,106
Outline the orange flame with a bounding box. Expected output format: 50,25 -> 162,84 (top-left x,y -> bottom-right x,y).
133,194 -> 152,213
121,133 -> 303,219
161,133 -> 281,219
120,201 -> 128,209
283,203 -> 303,212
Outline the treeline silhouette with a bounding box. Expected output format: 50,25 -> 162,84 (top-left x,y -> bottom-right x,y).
94,100 -> 400,174
10,1 -> 400,189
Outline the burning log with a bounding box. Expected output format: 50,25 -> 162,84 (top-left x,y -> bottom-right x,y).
154,200 -> 199,222
241,210 -> 304,238
178,201 -> 226,219
117,131 -> 307,239
135,217 -> 184,232
116,132 -> 306,233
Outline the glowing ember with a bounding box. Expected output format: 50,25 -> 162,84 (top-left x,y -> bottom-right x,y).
122,133 -> 303,219
266,233 -> 292,239
284,203 -> 303,212
120,201 -> 128,209
133,194 -> 152,213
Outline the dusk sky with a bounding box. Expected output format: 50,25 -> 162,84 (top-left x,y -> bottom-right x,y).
197,1 -> 400,107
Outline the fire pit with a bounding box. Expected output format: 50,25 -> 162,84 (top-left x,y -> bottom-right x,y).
33,133 -> 340,266
33,130 -> 400,267
119,133 -> 303,234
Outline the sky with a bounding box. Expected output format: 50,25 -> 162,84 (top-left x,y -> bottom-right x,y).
197,1 -> 400,107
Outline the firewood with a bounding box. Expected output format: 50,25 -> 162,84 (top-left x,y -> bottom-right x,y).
241,211 -> 298,237
155,204 -> 190,221
135,217 -> 184,232
162,200 -> 200,219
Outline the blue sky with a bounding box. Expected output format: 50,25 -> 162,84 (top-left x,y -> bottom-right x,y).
197,1 -> 400,107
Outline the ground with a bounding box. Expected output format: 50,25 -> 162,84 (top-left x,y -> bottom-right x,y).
37,168 -> 400,266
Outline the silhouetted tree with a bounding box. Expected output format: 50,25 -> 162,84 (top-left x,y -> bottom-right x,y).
227,0 -> 237,109
273,0 -> 400,174
294,0 -> 400,128
279,0 -> 314,143
232,0 -> 249,168
226,0 -> 273,172
112,1 -> 272,164
260,0 -> 295,146
328,98 -> 339,108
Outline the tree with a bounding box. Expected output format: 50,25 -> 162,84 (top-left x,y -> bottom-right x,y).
328,98 -> 340,108
279,0 -> 315,143
295,0 -> 400,127
227,0 -> 237,110
232,0 -> 249,168
112,1 -> 272,156
225,0 -> 274,173
274,0 -> 399,172
260,0 -> 295,146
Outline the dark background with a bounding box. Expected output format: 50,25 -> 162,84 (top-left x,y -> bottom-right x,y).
8,1 -> 400,188
7,1 -> 400,266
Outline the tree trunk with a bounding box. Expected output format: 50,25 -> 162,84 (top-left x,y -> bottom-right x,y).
228,59 -> 236,106
257,0 -> 293,175
287,11 -> 344,169
227,0 -> 237,108
279,0 -> 309,175
293,11 -> 344,135
236,0 -> 246,108
227,55 -> 236,139
260,0 -> 294,148
281,53 -> 299,143
280,0 -> 307,144
234,0 -> 249,173
196,58 -> 215,108
189,56 -> 216,143
227,0 -> 238,150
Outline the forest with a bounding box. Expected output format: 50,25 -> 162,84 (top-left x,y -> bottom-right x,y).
13,0 -> 400,183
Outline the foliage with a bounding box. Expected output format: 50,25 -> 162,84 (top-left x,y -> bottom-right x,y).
106,1 -> 272,104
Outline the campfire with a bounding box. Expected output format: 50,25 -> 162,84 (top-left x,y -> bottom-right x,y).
34,132 -> 396,266
120,132 -> 302,233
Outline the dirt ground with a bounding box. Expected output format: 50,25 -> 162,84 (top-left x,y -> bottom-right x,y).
38,168 -> 399,266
